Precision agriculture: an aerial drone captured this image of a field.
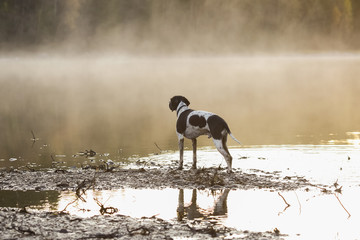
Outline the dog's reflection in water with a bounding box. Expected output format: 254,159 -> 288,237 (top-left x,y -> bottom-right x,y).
177,189 -> 230,221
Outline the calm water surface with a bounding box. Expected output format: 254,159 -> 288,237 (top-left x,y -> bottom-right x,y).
1,55 -> 360,168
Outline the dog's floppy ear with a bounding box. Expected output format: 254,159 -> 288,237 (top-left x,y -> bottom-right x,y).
169,95 -> 190,111
169,96 -> 179,111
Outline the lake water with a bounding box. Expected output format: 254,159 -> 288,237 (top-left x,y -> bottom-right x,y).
1,54 -> 360,169
1,55 -> 360,239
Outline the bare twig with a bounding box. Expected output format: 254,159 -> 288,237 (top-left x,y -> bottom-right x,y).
334,193 -> 351,218
294,191 -> 302,214
30,130 -> 39,148
278,192 -> 291,207
154,142 -> 162,152
60,173 -> 97,213
30,130 -> 36,140
60,198 -> 79,213
278,192 -> 291,215
94,197 -> 118,215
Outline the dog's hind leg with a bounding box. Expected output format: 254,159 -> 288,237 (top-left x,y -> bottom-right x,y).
192,138 -> 197,169
178,137 -> 184,170
222,134 -> 233,172
213,135 -> 233,173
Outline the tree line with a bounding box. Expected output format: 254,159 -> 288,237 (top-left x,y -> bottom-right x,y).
0,0 -> 359,53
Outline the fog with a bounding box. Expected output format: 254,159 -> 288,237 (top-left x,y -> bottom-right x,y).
1,55 -> 360,168
1,0 -> 360,54
1,1 -> 360,167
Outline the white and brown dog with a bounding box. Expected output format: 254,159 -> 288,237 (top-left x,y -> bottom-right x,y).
169,95 -> 241,173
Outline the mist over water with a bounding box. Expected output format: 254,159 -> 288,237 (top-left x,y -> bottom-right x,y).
1,1 -> 360,168
1,55 -> 360,168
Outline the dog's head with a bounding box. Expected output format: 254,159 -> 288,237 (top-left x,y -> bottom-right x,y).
169,95 -> 190,112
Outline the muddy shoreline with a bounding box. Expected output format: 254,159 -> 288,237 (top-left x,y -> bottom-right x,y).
0,167 -> 312,191
0,167 -> 319,239
0,207 -> 286,240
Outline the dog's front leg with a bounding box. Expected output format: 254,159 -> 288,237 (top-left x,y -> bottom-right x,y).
178,137 -> 184,170
192,138 -> 197,169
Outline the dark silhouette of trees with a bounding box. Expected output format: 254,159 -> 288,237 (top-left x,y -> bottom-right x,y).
1,0 -> 359,53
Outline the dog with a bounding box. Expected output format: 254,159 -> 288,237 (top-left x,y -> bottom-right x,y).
169,95 -> 241,173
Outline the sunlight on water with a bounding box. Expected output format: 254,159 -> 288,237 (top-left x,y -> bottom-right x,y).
52,187 -> 360,240
327,132 -> 360,147
1,145 -> 360,239
345,132 -> 360,147
2,186 -> 360,239
131,144 -> 360,186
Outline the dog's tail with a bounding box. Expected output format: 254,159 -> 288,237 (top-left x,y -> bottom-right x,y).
225,125 -> 242,145
229,133 -> 242,145
222,119 -> 242,145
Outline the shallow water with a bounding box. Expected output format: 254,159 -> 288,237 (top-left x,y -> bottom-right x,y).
1,186 -> 360,239
2,144 -> 360,239
133,141 -> 360,186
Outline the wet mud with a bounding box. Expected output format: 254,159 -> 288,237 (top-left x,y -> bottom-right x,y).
0,167 -> 311,191
0,207 -> 284,240
0,166 -> 316,239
